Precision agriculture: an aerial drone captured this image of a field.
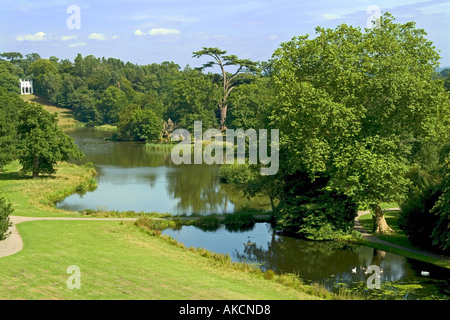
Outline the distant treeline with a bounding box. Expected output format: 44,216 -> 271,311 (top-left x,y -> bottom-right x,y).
0,51 -> 274,142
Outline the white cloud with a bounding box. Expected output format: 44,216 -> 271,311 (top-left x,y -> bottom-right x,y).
321,13 -> 341,20
88,33 -> 107,41
61,35 -> 77,41
16,31 -> 46,42
69,42 -> 87,47
148,28 -> 180,36
134,29 -> 145,36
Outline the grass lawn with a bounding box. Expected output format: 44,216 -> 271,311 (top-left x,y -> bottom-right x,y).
0,161 -> 96,218
0,220 -> 322,300
0,161 -> 330,300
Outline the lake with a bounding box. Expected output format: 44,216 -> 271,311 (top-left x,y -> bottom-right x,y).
57,127 -> 270,214
163,223 -> 450,300
58,127 -> 450,300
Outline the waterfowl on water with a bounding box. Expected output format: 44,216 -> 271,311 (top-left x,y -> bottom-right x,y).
352,267 -> 357,273
421,271 -> 430,276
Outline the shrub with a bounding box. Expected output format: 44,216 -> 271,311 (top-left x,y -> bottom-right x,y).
0,195 -> 13,241
219,163 -> 254,184
193,215 -> 221,231
223,212 -> 256,230
399,184 -> 443,250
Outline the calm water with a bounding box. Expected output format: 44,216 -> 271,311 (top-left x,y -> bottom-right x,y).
58,127 -> 450,300
57,127 -> 270,214
163,223 -> 450,300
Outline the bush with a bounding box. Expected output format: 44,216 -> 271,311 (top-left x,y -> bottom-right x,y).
193,215 -> 221,231
223,212 -> 256,231
219,163 -> 254,184
275,171 -> 358,240
0,196 -> 13,241
399,184 -> 443,250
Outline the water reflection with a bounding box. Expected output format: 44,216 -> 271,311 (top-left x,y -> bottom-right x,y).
163,223 -> 450,300
58,127 -> 270,214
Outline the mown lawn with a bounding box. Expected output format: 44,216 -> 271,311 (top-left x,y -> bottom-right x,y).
0,219 -> 320,300
0,161 -> 328,300
0,161 -> 96,217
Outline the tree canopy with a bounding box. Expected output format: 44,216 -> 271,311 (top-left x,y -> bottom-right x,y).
270,13 -> 450,233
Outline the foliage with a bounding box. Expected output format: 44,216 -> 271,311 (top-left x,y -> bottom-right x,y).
96,86 -> 127,124
165,66 -> 219,131
219,163 -> 255,184
193,47 -> 259,130
275,171 -> 358,240
226,78 -> 274,130
430,148 -> 450,252
17,102 -> 84,177
270,13 -> 450,233
0,61 -> 20,93
398,184 -> 443,250
115,104 -> 162,141
0,195 -> 13,241
0,88 -> 21,169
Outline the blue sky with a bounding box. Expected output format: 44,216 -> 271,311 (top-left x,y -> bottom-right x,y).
1,0 -> 449,68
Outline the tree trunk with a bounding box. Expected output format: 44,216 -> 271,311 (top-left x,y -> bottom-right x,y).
32,156 -> 39,178
371,204 -> 394,234
220,105 -> 228,131
269,195 -> 276,214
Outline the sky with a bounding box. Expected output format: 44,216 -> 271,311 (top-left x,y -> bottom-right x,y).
0,0 -> 449,68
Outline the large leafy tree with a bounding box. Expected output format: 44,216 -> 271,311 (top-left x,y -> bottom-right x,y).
271,13 -> 450,234
17,102 -> 83,178
166,66 -> 219,131
96,86 -> 127,125
193,47 -> 259,130
0,88 -> 21,169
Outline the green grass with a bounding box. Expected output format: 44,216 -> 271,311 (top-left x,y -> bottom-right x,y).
0,161 -> 96,218
94,124 -> 117,131
0,160 -> 332,300
21,95 -> 80,128
0,219 -> 323,300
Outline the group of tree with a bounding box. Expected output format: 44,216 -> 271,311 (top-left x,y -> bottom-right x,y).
223,13 -> 450,247
0,88 -> 82,178
0,49 -> 267,142
1,12 -> 449,249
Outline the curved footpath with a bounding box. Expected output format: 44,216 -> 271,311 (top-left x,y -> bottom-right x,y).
354,209 -> 450,262
1,211 -> 449,262
0,216 -> 138,258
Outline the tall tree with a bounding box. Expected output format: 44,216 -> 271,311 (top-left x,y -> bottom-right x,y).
193,47 -> 259,130
270,13 -> 450,234
0,88 -> 21,169
17,102 -> 83,178
0,52 -> 23,63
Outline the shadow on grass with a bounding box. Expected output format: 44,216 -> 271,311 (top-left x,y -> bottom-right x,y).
0,171 -> 56,181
